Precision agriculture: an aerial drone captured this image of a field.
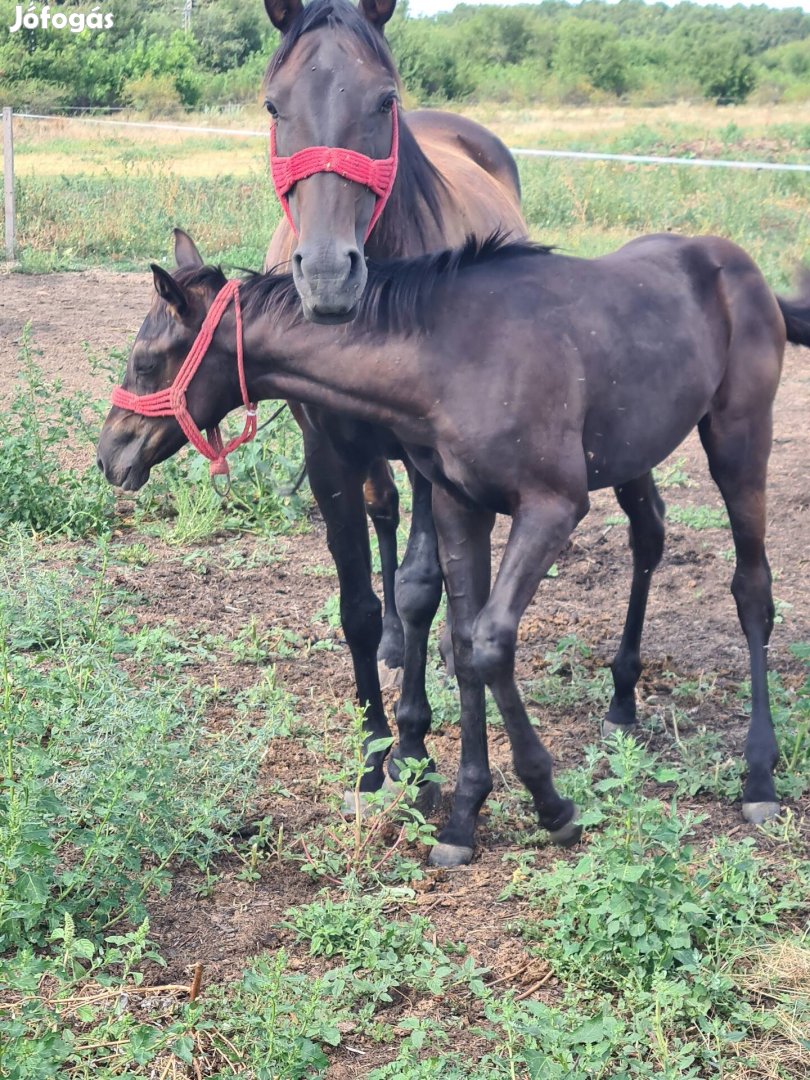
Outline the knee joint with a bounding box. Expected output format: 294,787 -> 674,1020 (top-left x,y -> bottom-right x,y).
395,563 -> 442,626
472,618 -> 516,684
340,593 -> 382,647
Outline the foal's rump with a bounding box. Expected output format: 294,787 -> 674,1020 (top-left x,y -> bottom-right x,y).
555,234 -> 787,491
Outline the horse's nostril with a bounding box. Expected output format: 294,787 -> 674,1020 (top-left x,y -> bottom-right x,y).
96,456 -> 104,472
347,248 -> 363,279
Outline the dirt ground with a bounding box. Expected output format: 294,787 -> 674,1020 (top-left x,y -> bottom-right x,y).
2,271 -> 808,1074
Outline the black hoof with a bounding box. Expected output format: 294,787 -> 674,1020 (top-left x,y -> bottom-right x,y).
548,808 -> 582,847
742,801 -> 781,825
602,719 -> 638,739
428,842 -> 474,868
383,772 -> 442,817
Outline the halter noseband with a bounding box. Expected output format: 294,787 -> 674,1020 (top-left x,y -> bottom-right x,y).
111,280 -> 257,480
269,102 -> 399,241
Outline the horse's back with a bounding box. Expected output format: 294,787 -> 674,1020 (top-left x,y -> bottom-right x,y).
406,110 -> 521,201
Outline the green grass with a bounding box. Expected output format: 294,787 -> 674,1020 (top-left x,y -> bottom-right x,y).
7,116 -> 810,287
2,327 -> 809,1075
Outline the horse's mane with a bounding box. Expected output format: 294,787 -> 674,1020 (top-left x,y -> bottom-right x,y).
263,0 -> 446,253
236,233 -> 553,336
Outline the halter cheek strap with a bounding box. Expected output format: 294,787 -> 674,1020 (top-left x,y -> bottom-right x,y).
111,280 -> 257,480
269,102 -> 399,241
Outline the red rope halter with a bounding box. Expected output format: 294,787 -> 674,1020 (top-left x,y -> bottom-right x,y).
110,279 -> 257,479
269,103 -> 399,241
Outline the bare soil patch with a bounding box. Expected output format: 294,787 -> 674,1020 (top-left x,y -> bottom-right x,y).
2,273 -> 808,1075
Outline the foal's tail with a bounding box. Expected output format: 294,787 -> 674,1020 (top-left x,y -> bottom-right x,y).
777,270 -> 810,348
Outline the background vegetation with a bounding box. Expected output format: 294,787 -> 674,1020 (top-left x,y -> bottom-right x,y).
1,0 -> 809,113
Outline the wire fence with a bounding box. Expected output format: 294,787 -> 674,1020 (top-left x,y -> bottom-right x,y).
4,108 -> 810,260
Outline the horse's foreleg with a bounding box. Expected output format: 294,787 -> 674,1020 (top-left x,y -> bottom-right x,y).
387,471 -> 443,809
472,491 -> 586,846
698,409 -> 779,824
603,472 -> 666,736
302,427 -> 391,798
364,457 -> 405,682
428,484 -> 495,867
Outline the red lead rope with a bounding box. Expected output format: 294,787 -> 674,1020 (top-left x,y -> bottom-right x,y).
111,279 -> 257,479
269,102 -> 399,241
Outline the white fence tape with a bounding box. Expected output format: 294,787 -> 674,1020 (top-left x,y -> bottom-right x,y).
13,111 -> 810,174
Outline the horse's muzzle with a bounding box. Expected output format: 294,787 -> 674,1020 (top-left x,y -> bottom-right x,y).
292,240 -> 367,323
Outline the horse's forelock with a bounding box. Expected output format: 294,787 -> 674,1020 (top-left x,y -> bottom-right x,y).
264,0 -> 397,86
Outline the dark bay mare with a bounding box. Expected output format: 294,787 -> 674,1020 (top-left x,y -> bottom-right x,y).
257,0 -> 526,803
97,230 -> 810,867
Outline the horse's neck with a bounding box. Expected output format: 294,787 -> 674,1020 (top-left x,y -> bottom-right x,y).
242,313 -> 428,434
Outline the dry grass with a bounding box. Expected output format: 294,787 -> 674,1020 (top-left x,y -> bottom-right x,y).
8,102 -> 809,181
726,940 -> 810,1080
462,102 -> 810,148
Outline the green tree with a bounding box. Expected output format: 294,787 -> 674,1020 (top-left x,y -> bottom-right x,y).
553,18 -> 628,96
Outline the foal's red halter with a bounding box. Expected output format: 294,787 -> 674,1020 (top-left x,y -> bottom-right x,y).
269,103 -> 399,240
111,279 -> 256,479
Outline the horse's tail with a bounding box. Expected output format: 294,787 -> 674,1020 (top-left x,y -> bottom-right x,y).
777,270 -> 810,347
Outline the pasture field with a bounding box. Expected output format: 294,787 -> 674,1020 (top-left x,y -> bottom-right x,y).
4,104 -> 810,285
0,105 -> 809,1078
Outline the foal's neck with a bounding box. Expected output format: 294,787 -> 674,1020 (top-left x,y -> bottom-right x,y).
239,304 -> 432,438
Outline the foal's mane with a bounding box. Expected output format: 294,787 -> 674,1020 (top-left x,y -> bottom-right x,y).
236,233 -> 553,336
263,0 -> 446,254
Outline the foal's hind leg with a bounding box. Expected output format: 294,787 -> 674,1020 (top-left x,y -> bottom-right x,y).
364,458 -> 405,683
603,473 -> 666,736
698,407 -> 780,824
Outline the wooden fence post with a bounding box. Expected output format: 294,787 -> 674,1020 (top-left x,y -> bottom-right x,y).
3,107 -> 15,261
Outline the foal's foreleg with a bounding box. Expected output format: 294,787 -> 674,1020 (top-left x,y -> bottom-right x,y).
387,471 -> 443,811
428,485 -> 495,867
603,472 -> 666,736
364,457 -> 405,681
698,410 -> 779,824
472,492 -> 586,843
301,428 -> 391,798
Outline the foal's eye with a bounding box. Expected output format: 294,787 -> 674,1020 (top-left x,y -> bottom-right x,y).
264,100 -> 279,119
135,357 -> 158,376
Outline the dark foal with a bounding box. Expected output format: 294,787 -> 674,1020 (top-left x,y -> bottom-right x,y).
258,0 -> 526,800
98,231 -> 810,866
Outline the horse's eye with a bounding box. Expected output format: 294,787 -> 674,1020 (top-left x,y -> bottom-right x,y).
135,357 -> 157,377
265,100 -> 279,119
379,94 -> 396,114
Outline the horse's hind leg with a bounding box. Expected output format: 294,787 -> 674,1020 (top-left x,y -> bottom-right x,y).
364,458 -> 405,683
698,403 -> 779,824
386,470 -> 443,813
603,472 -> 666,736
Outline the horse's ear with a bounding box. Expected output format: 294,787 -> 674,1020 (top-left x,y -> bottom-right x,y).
360,0 -> 397,31
151,264 -> 188,317
264,0 -> 303,33
173,228 -> 204,270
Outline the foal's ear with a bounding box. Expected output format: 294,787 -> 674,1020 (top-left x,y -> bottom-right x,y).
151,264 -> 189,318
360,0 -> 397,31
173,228 -> 204,270
264,0 -> 303,33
